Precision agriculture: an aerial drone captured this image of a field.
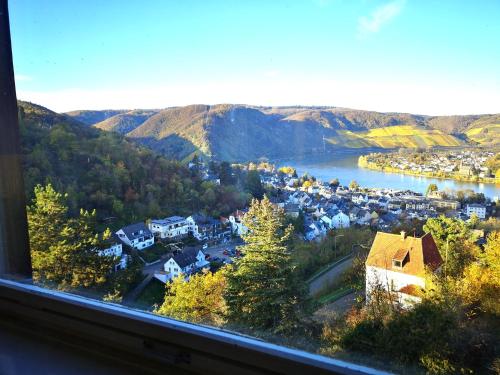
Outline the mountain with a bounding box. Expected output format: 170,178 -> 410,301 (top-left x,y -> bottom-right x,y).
464,115 -> 500,146
64,104 -> 498,162
64,109 -> 128,126
94,110 -> 159,134
19,101 -> 247,225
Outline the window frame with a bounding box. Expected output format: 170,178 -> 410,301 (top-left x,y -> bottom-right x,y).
0,1 -> 387,373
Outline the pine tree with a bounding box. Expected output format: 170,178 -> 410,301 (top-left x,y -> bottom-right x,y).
225,196 -> 306,333
28,184 -> 115,289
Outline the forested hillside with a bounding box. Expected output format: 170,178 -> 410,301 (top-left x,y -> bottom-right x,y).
65,105 -> 498,162
19,101 -> 248,227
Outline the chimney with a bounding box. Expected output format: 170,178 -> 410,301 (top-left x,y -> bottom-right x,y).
400,230 -> 406,240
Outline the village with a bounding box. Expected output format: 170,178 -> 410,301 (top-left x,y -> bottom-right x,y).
98,160 -> 496,311
359,148 -> 499,182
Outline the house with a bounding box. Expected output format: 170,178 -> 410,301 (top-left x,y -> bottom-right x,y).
284,203 -> 300,218
116,223 -> 154,250
304,221 -> 327,241
155,248 -> 209,283
352,194 -> 368,205
331,211 -> 350,229
187,214 -> 224,241
356,209 -> 371,225
98,237 -> 128,272
228,210 -> 248,236
429,199 -> 461,210
466,203 -> 486,219
149,216 -> 189,240
365,231 -> 443,307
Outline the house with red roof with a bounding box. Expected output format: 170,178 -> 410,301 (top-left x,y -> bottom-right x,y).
365,231 -> 443,307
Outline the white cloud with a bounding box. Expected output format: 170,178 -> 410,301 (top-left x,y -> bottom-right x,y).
358,0 -> 405,37
15,74 -> 32,82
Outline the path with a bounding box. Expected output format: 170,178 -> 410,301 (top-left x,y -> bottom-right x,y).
308,255 -> 354,296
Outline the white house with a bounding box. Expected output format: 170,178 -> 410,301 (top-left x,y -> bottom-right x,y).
116,223 -> 154,250
228,210 -> 248,236
352,194 -> 368,205
98,240 -> 128,272
149,216 -> 189,240
331,211 -> 350,229
365,231 -> 443,308
466,204 -> 486,219
155,248 -> 209,283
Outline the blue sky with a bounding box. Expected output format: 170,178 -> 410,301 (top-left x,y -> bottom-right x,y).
10,0 -> 500,114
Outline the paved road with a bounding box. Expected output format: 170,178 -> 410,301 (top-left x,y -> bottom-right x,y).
308,255 -> 354,296
123,239 -> 243,304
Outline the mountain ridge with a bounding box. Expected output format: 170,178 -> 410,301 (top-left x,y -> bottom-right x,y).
61,104 -> 500,161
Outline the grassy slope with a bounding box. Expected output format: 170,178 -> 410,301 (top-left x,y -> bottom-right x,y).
464,115 -> 500,146
64,105 -> 499,161
327,125 -> 462,149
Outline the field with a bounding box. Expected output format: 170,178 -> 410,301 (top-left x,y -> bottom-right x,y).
465,123 -> 500,145
327,125 -> 463,149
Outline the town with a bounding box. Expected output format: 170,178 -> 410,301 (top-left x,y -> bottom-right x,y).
100,159 -> 497,306
359,148 -> 499,183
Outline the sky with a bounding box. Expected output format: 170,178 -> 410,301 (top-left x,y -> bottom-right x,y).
9,0 -> 500,115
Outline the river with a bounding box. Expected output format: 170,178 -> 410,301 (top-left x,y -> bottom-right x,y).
279,152 -> 500,199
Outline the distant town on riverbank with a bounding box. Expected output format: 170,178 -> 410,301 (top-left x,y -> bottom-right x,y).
359,148 -> 500,184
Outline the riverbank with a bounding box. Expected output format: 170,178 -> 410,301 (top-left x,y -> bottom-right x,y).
358,155 -> 500,186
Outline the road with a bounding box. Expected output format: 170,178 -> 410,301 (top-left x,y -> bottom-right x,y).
123,239 -> 243,305
308,255 -> 354,296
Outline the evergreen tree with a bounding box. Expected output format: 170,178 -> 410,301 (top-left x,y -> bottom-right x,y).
245,169 -> 264,199
28,184 -> 115,289
219,161 -> 234,185
225,196 -> 306,333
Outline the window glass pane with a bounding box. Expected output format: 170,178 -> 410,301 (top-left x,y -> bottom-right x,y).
7,1 -> 500,374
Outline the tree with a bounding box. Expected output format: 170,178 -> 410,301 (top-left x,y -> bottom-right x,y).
349,180 -> 360,191
224,196 -> 306,332
156,269 -> 227,326
245,169 -> 264,199
423,216 -> 477,276
219,161 -> 234,185
426,183 -> 438,196
28,184 -> 115,289
329,178 -> 340,188
460,231 -> 500,314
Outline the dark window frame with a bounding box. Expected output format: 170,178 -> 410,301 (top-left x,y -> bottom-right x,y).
0,1 -> 387,373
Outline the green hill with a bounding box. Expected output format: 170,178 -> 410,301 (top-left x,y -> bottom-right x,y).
64,104 -> 498,162
19,101 -> 247,225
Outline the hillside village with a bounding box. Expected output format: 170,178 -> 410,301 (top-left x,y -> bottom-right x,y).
102,159 -> 496,290
359,149 -> 499,183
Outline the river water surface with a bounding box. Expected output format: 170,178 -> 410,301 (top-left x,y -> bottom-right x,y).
280,152 -> 500,199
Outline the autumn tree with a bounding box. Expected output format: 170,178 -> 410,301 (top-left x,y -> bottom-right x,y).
423,215 -> 478,276
224,196 -> 306,333
156,269 -> 228,326
28,184 -> 115,289
349,180 -> 360,191
459,231 -> 500,314
425,183 -> 438,196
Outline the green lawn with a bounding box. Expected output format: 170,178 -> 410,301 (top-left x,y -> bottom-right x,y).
316,286 -> 354,306
140,243 -> 172,263
134,279 -> 166,310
